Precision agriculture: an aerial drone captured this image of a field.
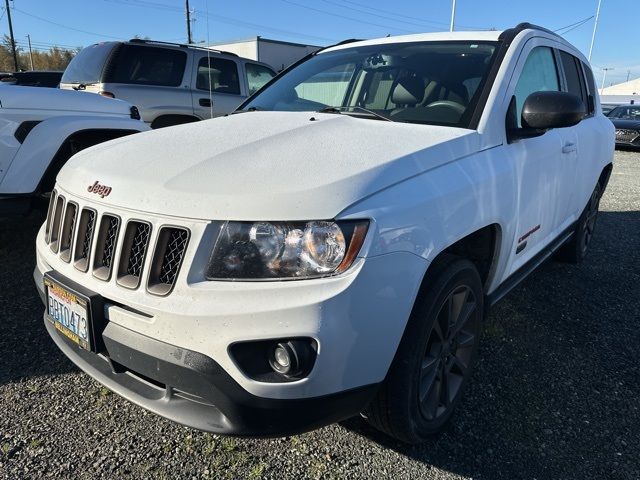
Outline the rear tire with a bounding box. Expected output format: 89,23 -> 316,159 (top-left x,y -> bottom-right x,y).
364,256 -> 483,443
556,183 -> 601,264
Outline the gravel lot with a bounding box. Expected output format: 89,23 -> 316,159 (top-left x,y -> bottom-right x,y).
1,150 -> 639,480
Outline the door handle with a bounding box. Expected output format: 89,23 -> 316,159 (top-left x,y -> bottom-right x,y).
199,98 -> 212,107
562,142 -> 577,154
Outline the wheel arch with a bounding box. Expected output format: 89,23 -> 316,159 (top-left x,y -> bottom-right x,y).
150,114 -> 200,129
36,128 -> 140,194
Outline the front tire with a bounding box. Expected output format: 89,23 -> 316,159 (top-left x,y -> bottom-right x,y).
364,256 -> 483,443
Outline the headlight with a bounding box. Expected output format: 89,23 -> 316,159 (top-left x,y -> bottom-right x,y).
206,220 -> 369,280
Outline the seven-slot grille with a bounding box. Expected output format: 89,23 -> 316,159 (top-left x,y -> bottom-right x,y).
44,193 -> 189,295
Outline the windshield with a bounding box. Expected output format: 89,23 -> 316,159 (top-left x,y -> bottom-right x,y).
241,41 -> 497,128
61,42 -> 117,85
607,105 -> 640,120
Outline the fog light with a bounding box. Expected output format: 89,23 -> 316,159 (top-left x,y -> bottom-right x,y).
274,345 -> 291,369
269,342 -> 295,375
268,340 -> 314,378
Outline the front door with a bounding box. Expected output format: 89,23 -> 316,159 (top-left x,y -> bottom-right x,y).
503,43 -> 574,275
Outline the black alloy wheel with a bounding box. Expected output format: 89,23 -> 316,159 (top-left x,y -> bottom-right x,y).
418,284 -> 478,422
364,256 -> 483,443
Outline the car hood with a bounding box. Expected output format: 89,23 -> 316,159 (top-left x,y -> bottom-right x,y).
611,118 -> 640,130
57,111 -> 481,220
0,85 -> 133,116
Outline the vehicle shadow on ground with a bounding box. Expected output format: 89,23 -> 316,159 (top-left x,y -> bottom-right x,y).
0,211 -> 78,384
341,210 -> 640,479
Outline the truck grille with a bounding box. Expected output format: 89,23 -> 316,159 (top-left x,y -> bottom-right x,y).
44,195 -> 190,295
615,128 -> 639,144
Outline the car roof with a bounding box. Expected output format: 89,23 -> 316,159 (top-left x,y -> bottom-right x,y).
323,31 -> 504,53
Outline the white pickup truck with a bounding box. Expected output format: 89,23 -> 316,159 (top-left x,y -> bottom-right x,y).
0,85 -> 148,215
34,24 -> 614,443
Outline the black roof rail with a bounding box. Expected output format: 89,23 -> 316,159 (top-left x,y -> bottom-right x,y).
499,22 -> 561,41
127,38 -> 238,56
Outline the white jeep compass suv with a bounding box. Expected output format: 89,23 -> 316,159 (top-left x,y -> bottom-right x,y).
34,23 -> 614,443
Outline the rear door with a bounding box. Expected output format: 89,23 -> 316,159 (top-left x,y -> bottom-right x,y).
102,45 -> 193,124
555,49 -> 591,217
191,55 -> 245,119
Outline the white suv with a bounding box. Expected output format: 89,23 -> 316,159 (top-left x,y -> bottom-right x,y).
0,85 -> 148,216
34,24 -> 614,443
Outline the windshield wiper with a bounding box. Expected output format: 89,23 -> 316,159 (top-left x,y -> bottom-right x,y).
318,106 -> 392,122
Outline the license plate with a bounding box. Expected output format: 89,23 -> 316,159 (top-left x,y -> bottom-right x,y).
44,276 -> 92,350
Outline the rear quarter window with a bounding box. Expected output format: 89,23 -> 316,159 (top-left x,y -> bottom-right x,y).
105,45 -> 187,87
61,43 -> 117,84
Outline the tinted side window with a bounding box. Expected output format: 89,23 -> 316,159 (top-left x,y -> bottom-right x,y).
559,51 -> 587,114
245,63 -> 276,95
514,47 -> 560,127
61,43 -> 116,84
582,62 -> 597,114
107,45 -> 186,86
197,57 -> 240,94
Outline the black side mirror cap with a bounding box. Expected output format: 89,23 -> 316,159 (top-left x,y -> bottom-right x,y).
507,91 -> 585,143
522,91 -> 585,129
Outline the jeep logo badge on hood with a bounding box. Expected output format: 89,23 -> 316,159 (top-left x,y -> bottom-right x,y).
87,181 -> 112,198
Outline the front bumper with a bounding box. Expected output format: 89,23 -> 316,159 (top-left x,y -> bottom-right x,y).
41,309 -> 377,436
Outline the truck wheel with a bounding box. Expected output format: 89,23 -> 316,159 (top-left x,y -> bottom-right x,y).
556,183 -> 601,264
364,257 -> 483,443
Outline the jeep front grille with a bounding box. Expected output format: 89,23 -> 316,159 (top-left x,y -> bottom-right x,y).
148,227 -> 190,296
43,197 -> 190,295
44,191 -> 57,243
117,221 -> 152,289
93,214 -> 121,281
49,195 -> 65,253
73,209 -> 96,272
59,202 -> 78,263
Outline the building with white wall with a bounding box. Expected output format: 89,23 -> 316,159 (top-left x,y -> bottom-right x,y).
210,37 -> 322,71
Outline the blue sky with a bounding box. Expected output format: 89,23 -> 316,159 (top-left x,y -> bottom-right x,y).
1,0 -> 637,85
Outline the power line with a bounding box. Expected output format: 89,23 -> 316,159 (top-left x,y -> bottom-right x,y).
318,0 -> 438,30
103,0 -> 336,43
12,7 -> 123,39
278,0 -> 417,34
334,0 -> 483,29
553,15 -> 594,34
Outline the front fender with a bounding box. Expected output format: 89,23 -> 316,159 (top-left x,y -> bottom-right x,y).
0,115 -> 149,194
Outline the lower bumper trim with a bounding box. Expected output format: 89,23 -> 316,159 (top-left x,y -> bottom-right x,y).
43,315 -> 378,437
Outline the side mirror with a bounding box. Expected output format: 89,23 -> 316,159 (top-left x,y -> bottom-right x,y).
507,91 -> 585,142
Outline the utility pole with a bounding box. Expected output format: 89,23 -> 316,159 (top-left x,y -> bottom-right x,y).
449,0 -> 457,32
4,0 -> 19,71
588,0 -> 602,62
600,67 -> 614,91
26,34 -> 34,70
185,0 -> 193,44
